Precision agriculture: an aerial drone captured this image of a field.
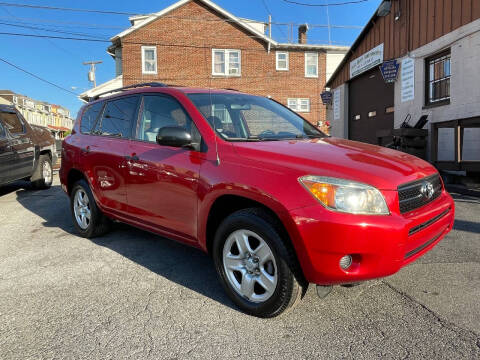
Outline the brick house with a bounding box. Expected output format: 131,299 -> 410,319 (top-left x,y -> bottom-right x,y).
80,0 -> 348,128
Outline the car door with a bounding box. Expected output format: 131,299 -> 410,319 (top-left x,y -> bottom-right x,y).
0,109 -> 34,180
125,94 -> 204,243
82,95 -> 140,215
0,119 -> 15,184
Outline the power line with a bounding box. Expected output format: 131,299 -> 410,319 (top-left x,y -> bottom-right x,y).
0,56 -> 78,96
281,0 -> 370,6
0,31 -> 350,48
0,2 -> 141,16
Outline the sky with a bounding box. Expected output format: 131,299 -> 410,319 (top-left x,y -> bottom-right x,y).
0,0 -> 382,117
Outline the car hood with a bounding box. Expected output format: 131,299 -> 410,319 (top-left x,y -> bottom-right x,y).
231,137 -> 437,190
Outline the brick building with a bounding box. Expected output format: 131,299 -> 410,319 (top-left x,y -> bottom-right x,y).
80,0 -> 348,128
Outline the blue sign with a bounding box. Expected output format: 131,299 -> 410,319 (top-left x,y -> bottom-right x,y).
321,91 -> 333,105
380,60 -> 399,83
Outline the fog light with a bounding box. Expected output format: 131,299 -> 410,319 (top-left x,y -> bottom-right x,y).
339,255 -> 353,270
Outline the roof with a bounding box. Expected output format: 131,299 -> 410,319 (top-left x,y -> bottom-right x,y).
79,75 -> 123,102
325,2 -> 383,87
110,0 -> 348,52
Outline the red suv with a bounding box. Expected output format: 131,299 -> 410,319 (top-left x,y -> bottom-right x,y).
60,83 -> 454,317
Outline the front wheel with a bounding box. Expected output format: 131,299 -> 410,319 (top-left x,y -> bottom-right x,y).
213,208 -> 305,318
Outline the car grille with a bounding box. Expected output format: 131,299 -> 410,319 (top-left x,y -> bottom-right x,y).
398,174 -> 443,214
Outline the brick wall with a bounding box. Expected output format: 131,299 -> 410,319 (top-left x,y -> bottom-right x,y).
120,0 -> 327,125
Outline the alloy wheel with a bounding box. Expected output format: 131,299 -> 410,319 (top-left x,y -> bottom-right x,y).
73,188 -> 91,230
222,229 -> 278,303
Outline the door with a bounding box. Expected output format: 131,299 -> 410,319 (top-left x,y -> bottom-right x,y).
0,110 -> 34,180
348,67 -> 394,145
83,95 -> 140,215
0,119 -> 15,184
125,94 -> 203,242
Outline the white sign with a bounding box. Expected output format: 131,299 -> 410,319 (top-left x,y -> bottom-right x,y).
401,57 -> 415,102
333,88 -> 340,120
350,43 -> 384,79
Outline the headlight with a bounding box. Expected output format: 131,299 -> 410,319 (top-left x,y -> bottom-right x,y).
299,176 -> 389,215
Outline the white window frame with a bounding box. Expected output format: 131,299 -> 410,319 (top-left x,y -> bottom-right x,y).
276,51 -> 289,71
141,46 -> 157,75
287,98 -> 310,113
212,49 -> 241,76
305,52 -> 318,78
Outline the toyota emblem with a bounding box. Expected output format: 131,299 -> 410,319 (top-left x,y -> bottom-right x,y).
420,181 -> 435,199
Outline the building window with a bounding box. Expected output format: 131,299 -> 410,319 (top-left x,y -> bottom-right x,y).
141,46 -> 157,74
305,52 -> 318,78
425,50 -> 451,105
212,49 -> 241,76
276,51 -> 289,71
287,98 -> 310,112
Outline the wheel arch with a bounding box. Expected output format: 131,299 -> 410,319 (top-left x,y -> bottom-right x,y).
202,192 -> 308,287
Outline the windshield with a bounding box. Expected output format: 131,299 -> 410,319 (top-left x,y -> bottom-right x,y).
187,93 -> 325,141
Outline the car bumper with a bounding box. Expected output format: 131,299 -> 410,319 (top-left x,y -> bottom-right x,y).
287,190 -> 455,285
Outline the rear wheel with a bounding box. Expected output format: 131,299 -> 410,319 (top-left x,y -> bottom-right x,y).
70,179 -> 110,238
31,155 -> 53,189
213,208 -> 305,318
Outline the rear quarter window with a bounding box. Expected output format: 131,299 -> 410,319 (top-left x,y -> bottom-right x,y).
80,102 -> 104,134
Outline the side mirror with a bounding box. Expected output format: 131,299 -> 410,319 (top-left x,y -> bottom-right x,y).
156,126 -> 192,148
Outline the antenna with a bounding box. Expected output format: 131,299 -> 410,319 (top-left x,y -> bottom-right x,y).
83,60 -> 102,88
205,44 -> 220,166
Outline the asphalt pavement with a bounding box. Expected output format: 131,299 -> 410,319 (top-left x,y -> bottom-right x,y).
0,177 -> 479,359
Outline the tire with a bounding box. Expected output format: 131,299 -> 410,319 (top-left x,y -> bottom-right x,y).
70,179 -> 111,238
31,154 -> 53,189
213,208 -> 306,318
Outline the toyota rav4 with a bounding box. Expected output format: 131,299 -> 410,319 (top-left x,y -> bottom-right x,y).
60,83 -> 454,318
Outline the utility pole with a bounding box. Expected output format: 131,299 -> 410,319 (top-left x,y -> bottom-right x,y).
83,61 -> 102,88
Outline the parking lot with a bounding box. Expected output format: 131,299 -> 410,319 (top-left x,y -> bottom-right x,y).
0,176 -> 479,359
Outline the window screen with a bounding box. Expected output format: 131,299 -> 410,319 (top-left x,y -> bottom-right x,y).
0,112 -> 24,134
80,102 -> 104,134
95,96 -> 139,138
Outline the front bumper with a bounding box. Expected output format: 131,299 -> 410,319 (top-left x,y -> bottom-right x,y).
288,190 -> 455,285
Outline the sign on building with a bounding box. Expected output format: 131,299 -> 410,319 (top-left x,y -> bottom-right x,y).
321,91 -> 332,105
380,60 -> 399,83
333,89 -> 340,120
401,58 -> 415,102
350,43 -> 384,79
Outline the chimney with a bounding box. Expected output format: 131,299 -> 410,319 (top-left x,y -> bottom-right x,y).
298,24 -> 309,44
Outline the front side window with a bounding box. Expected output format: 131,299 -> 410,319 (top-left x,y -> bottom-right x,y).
276,51 -> 289,71
305,52 -> 318,78
137,95 -> 201,145
426,50 -> 451,105
212,49 -> 241,76
287,98 -> 310,113
94,96 -> 140,138
142,46 -> 157,74
0,111 -> 24,134
80,101 -> 104,134
187,93 -> 323,141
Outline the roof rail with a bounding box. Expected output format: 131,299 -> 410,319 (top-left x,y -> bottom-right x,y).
88,82 -> 167,102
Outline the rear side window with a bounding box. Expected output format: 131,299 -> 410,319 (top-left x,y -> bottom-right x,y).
80,102 -> 104,134
95,96 -> 140,138
0,111 -> 24,134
